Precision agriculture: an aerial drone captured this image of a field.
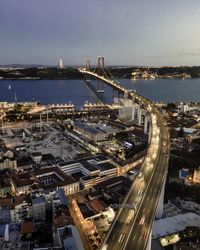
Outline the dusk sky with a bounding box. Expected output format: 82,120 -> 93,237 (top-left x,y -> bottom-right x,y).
1,0 -> 200,66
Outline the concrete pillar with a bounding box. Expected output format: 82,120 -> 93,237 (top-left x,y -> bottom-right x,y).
131,103 -> 140,121
131,105 -> 136,121
146,230 -> 152,250
148,124 -> 152,144
135,106 -> 139,120
156,175 -> 166,219
144,116 -> 150,134
138,107 -> 142,126
141,113 -> 145,126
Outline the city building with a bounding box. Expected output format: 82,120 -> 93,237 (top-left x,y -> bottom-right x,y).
34,167 -> 80,195
31,152 -> 42,164
0,176 -> 12,197
11,200 -> 32,223
73,121 -> 107,141
66,129 -> 99,152
0,224 -> 6,243
17,156 -> 34,170
57,225 -> 85,250
0,157 -> 17,171
20,221 -> 35,240
0,195 -> 32,223
32,196 -> 46,221
152,212 -> 200,247
10,167 -> 79,195
58,155 -> 117,188
11,172 -> 37,194
118,98 -> 133,121
59,58 -> 64,69
193,168 -> 200,184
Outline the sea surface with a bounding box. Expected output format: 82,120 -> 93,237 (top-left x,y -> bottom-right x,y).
0,78 -> 199,108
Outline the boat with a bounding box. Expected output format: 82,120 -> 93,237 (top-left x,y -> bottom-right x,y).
97,89 -> 105,93
8,84 -> 11,90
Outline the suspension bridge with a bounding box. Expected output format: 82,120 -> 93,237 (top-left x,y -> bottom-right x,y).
79,57 -> 170,250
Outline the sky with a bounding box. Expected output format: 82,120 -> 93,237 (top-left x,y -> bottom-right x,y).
0,0 -> 200,66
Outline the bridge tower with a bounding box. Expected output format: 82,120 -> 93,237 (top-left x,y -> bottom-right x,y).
97,56 -> 105,93
85,59 -> 90,71
84,60 -> 91,82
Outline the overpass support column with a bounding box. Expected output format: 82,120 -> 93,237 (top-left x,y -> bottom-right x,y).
132,105 -> 135,121
131,103 -> 138,121
156,175 -> 167,219
138,107 -> 142,126
144,115 -> 150,134
148,124 -> 152,144
146,230 -> 152,250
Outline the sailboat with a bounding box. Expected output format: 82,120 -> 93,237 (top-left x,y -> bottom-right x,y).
8,84 -> 11,90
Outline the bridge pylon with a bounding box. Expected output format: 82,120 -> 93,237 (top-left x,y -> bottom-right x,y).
97,56 -> 105,93
84,60 -> 91,82
85,60 -> 90,71
97,56 -> 105,70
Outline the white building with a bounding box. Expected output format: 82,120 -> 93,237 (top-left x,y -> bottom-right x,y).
10,201 -> 32,223
57,225 -> 85,250
0,157 -> 17,171
59,58 -> 64,69
193,168 -> 200,184
31,152 -> 42,164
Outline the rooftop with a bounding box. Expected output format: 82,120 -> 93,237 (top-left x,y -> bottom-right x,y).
82,162 -> 99,172
11,172 -> 36,187
58,225 -> 85,250
20,221 -> 35,235
152,212 -> 200,238
0,194 -> 27,207
97,162 -> 116,171
74,121 -> 105,135
17,156 -> 33,167
34,166 -> 77,186
32,196 -> 45,205
31,152 -> 42,157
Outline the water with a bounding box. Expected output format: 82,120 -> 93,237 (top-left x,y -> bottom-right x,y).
0,78 -> 199,108
0,79 -> 97,108
120,78 -> 200,103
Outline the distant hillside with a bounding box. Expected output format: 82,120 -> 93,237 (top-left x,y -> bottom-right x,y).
1,66 -> 200,80
0,67 -> 83,80
109,66 -> 200,78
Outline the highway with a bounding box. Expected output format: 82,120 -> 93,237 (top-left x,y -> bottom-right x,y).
80,68 -> 170,250
124,108 -> 169,250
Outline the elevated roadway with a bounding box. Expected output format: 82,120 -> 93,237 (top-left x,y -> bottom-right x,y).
79,69 -> 170,250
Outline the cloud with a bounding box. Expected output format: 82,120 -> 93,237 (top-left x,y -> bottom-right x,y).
177,52 -> 200,57
147,55 -> 167,58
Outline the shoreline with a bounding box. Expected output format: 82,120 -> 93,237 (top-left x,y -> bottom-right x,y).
0,76 -> 200,80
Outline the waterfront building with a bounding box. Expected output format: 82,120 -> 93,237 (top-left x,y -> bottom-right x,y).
73,121 -> 107,141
